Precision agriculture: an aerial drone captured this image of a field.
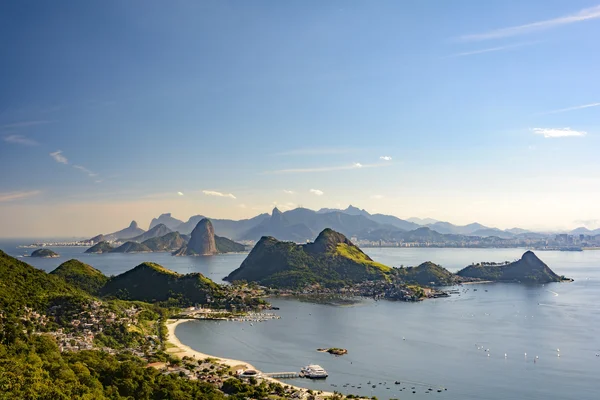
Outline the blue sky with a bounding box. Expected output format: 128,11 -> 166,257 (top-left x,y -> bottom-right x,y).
1,0 -> 600,237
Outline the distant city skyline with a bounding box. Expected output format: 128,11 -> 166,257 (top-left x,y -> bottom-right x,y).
1,1 -> 599,237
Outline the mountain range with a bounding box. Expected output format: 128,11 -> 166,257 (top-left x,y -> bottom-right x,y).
90,205 -> 599,246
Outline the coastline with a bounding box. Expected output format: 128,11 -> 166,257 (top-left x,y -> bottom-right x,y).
165,319 -> 339,398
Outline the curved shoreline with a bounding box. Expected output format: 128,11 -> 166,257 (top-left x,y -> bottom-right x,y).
165,319 -> 338,398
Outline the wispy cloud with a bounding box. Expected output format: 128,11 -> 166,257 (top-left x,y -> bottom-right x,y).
3,134 -> 38,146
73,165 -> 98,177
275,147 -> 357,156
309,189 -> 324,196
283,190 -> 295,194
531,127 -> 587,138
448,42 -> 537,57
177,191 -> 184,196
0,120 -> 53,130
537,102 -> 600,115
459,5 -> 600,41
371,194 -> 384,200
0,190 -> 41,202
264,162 -> 390,174
49,150 -> 68,164
380,156 -> 392,161
202,190 -> 236,199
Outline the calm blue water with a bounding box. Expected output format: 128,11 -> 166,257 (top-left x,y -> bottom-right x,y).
0,239 -> 246,283
2,240 -> 600,399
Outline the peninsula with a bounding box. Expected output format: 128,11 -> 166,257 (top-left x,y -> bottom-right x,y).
225,228 -> 437,301
457,250 -> 568,283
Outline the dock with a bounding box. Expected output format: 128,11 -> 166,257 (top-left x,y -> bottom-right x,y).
264,372 -> 300,379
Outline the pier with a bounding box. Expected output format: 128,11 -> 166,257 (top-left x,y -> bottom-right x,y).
264,372 -> 300,379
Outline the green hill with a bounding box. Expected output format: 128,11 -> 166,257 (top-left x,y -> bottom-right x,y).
225,228 -> 392,289
110,241 -> 152,253
215,235 -> 246,253
457,251 -> 563,283
396,262 -> 457,286
85,241 -> 114,254
0,250 -> 88,314
101,262 -> 224,307
142,231 -> 186,252
50,259 -> 109,295
31,248 -> 59,258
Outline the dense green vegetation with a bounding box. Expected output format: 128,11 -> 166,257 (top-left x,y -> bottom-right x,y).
395,261 -> 457,286
0,250 -> 89,316
0,250 -> 309,399
85,241 -> 114,254
214,235 -> 245,253
226,228 -> 394,288
30,248 -> 59,258
50,259 -> 109,295
457,251 -> 562,283
101,262 -> 226,307
142,232 -> 186,252
0,334 -> 228,400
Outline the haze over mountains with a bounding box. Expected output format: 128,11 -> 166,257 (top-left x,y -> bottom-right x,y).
89,205 -> 599,246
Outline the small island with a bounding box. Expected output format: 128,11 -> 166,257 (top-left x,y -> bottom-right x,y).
30,248 -> 59,258
457,250 -> 570,283
318,347 -> 348,356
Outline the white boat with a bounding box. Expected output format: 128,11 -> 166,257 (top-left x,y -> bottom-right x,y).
301,364 -> 328,379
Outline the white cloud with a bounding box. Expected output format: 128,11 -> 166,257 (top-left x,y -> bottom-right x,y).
283,190 -> 295,194
177,192 -> 184,196
73,165 -> 98,177
459,5 -> 600,41
309,189 -> 324,196
371,194 -> 384,200
3,134 -> 39,146
265,162 -> 390,174
531,127 -> 587,138
202,190 -> 236,199
379,156 -> 392,161
0,190 -> 41,202
49,150 -> 68,164
448,41 -> 537,57
538,102 -> 600,115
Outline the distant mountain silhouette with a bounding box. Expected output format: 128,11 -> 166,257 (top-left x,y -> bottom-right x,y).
406,217 -> 439,225
149,213 -> 184,230
173,213 -> 269,239
90,220 -> 145,242
145,206 -> 538,243
173,218 -> 245,256
126,223 -> 172,242
569,227 -> 600,235
110,241 -> 152,253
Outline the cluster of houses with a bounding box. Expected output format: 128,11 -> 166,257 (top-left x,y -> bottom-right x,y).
24,301 -> 157,354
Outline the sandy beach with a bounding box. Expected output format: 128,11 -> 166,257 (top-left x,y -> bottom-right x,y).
165,319 -> 340,398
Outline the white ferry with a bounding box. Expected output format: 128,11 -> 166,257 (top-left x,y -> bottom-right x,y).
300,364 -> 328,379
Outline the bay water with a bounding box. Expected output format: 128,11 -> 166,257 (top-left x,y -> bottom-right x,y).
2,240 -> 599,399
